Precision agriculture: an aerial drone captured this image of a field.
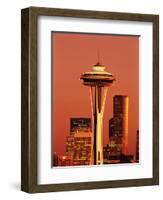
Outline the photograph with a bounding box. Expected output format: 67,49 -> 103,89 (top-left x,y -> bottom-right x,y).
21,7 -> 159,193
52,32 -> 139,167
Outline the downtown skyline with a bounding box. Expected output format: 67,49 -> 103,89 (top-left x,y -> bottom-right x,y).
53,94 -> 139,166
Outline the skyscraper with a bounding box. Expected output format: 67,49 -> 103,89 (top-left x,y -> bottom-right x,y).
114,95 -> 129,154
109,95 -> 129,155
109,118 -> 115,137
108,117 -> 122,163
80,62 -> 115,165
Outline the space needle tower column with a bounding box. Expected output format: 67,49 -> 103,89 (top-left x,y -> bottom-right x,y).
80,62 -> 115,165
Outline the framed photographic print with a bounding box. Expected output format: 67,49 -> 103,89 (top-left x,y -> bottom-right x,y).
21,7 -> 159,193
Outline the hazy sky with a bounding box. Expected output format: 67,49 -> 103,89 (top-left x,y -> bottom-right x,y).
52,32 -> 139,157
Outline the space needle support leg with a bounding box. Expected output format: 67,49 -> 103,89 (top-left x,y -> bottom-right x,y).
95,86 -> 108,165
93,86 -> 97,165
95,85 -> 102,164
89,86 -> 94,165
101,87 -> 108,115
90,85 -> 108,165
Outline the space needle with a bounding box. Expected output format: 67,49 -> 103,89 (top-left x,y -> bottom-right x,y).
80,59 -> 115,165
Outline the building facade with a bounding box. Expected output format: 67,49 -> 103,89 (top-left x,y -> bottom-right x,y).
70,118 -> 91,133
66,118 -> 93,166
109,95 -> 129,156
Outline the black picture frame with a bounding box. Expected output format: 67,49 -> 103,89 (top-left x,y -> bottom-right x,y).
21,6 -> 159,193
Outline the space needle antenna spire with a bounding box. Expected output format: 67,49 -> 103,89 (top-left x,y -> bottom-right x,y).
97,49 -> 101,65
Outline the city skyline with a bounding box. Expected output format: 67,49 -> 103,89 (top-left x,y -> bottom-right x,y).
53,101 -> 139,166
53,95 -> 139,166
52,32 -> 139,159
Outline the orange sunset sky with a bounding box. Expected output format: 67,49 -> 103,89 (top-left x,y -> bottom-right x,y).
52,32 -> 139,158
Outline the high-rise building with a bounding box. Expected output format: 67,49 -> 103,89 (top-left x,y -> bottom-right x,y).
70,118 -> 91,133
109,118 -> 115,137
108,117 -> 122,162
109,95 -> 129,155
66,118 -> 93,166
109,117 -> 122,138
